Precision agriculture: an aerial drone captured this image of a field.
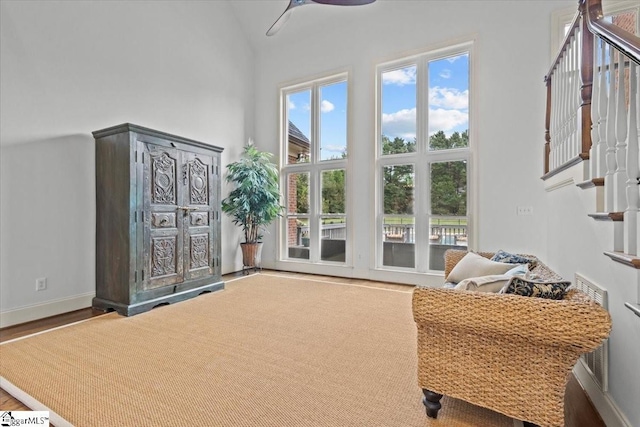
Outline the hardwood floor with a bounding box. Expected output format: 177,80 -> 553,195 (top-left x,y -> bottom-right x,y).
0,272 -> 606,426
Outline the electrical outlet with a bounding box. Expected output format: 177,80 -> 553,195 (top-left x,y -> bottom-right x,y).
36,277 -> 47,291
517,206 -> 533,216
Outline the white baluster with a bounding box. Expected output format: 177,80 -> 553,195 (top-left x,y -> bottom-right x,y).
590,38 -> 601,180
562,39 -> 569,166
605,44 -> 618,213
555,59 -> 562,168
550,73 -> 556,170
625,61 -> 639,255
614,49 -> 629,213
552,67 -> 559,169
636,64 -> 640,253
597,39 -> 609,179
574,32 -> 581,159
557,53 -> 564,168
565,40 -> 572,163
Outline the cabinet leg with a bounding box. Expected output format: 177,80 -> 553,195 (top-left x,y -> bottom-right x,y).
422,388 -> 443,419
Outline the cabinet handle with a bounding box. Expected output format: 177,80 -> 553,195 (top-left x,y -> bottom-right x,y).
177,206 -> 198,213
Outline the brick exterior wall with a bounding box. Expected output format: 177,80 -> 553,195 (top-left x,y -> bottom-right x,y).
287,154 -> 298,246
611,11 -> 637,108
612,10 -> 636,34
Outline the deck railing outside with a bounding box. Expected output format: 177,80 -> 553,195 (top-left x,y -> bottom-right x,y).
295,223 -> 468,246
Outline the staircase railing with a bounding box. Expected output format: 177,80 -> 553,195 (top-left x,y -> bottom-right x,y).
545,3 -> 592,176
544,0 -> 640,254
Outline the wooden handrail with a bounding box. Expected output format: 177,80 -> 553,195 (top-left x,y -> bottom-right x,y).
545,10 -> 581,82
624,302 -> 640,318
543,0 -> 639,176
584,0 -> 640,65
544,1 -> 594,175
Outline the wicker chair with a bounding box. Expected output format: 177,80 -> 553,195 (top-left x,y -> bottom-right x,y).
412,249 -> 612,427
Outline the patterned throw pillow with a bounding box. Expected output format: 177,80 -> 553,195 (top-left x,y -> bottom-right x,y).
503,277 -> 571,300
491,250 -> 538,270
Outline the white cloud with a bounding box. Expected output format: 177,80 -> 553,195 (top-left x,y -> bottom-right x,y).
321,144 -> 347,159
446,54 -> 467,63
382,67 -> 416,86
381,108 -> 417,140
429,87 -> 468,109
439,69 -> 451,79
428,108 -> 468,134
321,100 -> 335,113
288,100 -> 296,110
381,106 -> 468,139
322,144 -> 346,152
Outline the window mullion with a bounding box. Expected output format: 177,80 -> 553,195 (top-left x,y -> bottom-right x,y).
417,57 -> 428,155
415,154 -> 428,273
415,58 -> 428,272
310,84 -> 320,263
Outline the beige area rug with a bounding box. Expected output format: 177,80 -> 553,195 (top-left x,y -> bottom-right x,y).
1,273 -> 517,427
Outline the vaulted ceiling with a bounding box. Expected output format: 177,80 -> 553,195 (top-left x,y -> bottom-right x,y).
227,0 -> 385,51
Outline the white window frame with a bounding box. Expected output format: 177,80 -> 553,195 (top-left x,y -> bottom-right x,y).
279,72 -> 351,266
375,41 -> 474,273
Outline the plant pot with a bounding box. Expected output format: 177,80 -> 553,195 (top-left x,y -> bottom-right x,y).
240,242 -> 263,268
302,237 -> 310,247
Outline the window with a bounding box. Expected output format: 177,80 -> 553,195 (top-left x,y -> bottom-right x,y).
281,74 -> 348,264
377,43 -> 472,272
551,0 -> 639,59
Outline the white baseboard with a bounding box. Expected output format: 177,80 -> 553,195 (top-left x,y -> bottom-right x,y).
0,293 -> 94,328
573,362 -> 632,427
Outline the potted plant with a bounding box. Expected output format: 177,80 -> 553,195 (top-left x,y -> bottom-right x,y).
221,142 -> 284,269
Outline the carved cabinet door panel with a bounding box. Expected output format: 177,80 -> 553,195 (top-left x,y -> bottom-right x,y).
182,151 -> 215,281
93,123 -> 223,316
141,143 -> 185,290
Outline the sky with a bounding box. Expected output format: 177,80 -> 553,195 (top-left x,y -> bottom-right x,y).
381,52 -> 469,141
287,81 -> 347,161
287,51 -> 469,160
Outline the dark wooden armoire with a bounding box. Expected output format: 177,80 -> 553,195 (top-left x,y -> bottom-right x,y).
93,123 -> 224,315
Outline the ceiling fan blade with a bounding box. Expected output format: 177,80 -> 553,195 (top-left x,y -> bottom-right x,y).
266,0 -> 376,36
311,0 -> 376,5
267,0 -> 312,37
266,7 -> 294,36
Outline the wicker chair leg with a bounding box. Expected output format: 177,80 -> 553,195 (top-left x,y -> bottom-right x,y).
422,389 -> 443,418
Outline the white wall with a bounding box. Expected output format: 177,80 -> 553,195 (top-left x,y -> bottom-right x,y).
0,0 -> 254,325
545,168 -> 640,427
253,1 -> 639,424
1,0 -> 636,424
254,0 -> 573,284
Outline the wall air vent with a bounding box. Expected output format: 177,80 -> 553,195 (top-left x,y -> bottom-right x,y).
575,273 -> 608,392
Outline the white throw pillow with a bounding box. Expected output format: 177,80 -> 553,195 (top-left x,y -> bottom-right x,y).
454,275 -> 512,293
505,263 -> 528,276
446,252 -> 518,283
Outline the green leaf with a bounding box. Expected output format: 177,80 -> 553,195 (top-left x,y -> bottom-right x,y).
221,143 -> 284,243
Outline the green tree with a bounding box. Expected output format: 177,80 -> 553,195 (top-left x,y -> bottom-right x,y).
384,164 -> 414,214
296,173 -> 309,214
322,169 -> 345,213
382,136 -> 415,215
429,130 -> 468,150
429,131 -> 468,216
382,135 -> 416,155
379,132 -> 468,217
